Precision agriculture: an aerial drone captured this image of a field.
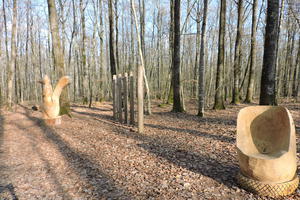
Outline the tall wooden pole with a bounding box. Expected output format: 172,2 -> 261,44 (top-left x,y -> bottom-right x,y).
129,72 -> 135,125
113,75 -> 117,119
118,74 -> 123,123
124,73 -> 129,124
137,67 -> 144,133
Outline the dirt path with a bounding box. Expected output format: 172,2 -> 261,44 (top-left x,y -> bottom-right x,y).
0,102 -> 299,200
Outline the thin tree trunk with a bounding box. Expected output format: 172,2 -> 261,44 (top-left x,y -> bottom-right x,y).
2,0 -> 9,104
115,0 -> 120,70
232,0 -> 244,104
193,1 -> 201,98
130,0 -> 135,72
245,0 -> 258,103
7,0 -> 18,108
108,0 -> 117,77
80,0 -> 89,104
198,0 -> 208,117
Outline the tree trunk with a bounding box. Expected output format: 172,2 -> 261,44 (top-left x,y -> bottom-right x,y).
245,0 -> 258,103
47,0 -> 70,115
108,0 -> 117,77
131,0 -> 144,133
115,0 -> 120,71
166,0 -> 174,105
213,0 -> 226,110
293,38 -> 300,97
193,1 -> 201,98
132,0 -> 151,115
259,0 -> 279,105
198,0 -> 208,117
275,0 -> 285,101
172,0 -> 184,112
7,0 -> 18,108
232,0 -> 244,104
80,0 -> 89,104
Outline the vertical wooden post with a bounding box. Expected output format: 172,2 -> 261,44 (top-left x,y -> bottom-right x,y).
113,75 -> 117,119
118,74 -> 123,123
115,74 -> 119,119
129,72 -> 135,125
137,66 -> 144,133
124,73 -> 129,124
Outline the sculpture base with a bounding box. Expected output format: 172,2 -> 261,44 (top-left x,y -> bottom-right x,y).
237,172 -> 299,197
44,116 -> 62,126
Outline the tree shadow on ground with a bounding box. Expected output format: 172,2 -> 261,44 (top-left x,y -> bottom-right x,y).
113,128 -> 239,188
0,113 -> 19,200
20,106 -> 131,199
0,184 -> 18,200
152,111 -> 236,126
73,109 -> 239,189
10,119 -> 73,200
71,109 -> 114,121
72,109 -> 235,144
145,123 -> 235,144
71,105 -> 111,112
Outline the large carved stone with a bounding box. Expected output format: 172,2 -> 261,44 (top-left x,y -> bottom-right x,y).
236,106 -> 299,197
39,75 -> 70,125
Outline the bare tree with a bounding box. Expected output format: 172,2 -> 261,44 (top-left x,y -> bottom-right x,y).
198,0 -> 208,117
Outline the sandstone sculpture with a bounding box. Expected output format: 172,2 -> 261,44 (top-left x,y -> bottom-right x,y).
39,75 -> 70,125
236,106 -> 299,197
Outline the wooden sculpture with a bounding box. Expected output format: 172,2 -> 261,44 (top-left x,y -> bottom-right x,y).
236,106 -> 299,197
39,75 -> 70,125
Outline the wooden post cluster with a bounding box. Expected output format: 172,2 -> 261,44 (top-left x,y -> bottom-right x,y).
112,72 -> 135,125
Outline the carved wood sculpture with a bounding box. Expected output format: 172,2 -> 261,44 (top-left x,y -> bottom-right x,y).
236,106 -> 299,197
39,75 -> 70,125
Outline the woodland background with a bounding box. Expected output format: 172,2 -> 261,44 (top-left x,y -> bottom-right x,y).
0,0 -> 299,113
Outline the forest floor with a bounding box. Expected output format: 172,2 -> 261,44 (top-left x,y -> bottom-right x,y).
0,100 -> 299,200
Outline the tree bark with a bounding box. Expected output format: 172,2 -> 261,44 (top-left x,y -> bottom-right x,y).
7,0 -> 18,108
108,0 -> 117,77
115,0 -> 120,70
131,0 -> 144,133
232,0 -> 244,104
213,0 -> 226,110
275,0 -> 285,101
198,0 -> 208,117
80,0 -> 89,104
293,38 -> 300,98
245,0 -> 258,103
47,0 -> 70,115
259,0 -> 279,105
172,0 -> 184,112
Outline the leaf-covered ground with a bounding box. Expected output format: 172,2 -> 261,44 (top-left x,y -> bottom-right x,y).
0,101 -> 299,200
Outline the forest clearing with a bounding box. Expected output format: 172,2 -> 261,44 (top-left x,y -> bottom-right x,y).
0,0 -> 300,199
0,100 -> 299,200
